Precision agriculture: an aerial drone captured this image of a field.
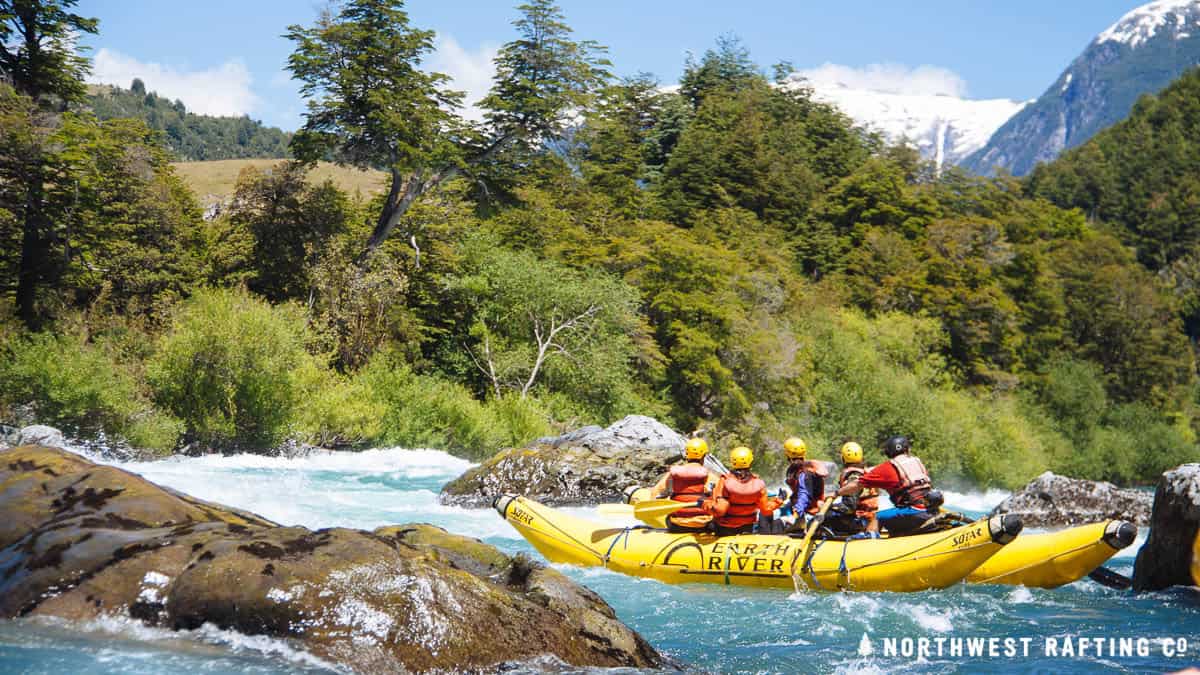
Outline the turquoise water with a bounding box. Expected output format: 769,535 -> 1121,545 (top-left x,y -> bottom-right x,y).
1,447 -> 1197,674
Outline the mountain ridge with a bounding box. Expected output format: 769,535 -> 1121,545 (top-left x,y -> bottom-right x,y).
963,0 -> 1200,176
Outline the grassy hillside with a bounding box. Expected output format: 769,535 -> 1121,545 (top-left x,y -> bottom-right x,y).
172,159 -> 388,204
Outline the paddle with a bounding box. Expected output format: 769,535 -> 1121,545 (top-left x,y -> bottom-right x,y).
791,496 -> 835,590
1087,565 -> 1132,590
632,498 -> 704,521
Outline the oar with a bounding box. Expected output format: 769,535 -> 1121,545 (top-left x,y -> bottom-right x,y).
1088,565 -> 1132,590
631,498 -> 704,522
791,496 -> 835,590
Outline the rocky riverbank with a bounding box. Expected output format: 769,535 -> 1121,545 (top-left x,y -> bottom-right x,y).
440,415 -> 686,508
0,445 -> 665,672
989,471 -> 1152,528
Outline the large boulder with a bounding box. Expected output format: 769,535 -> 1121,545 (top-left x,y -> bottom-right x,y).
989,471 -> 1152,528
440,415 -> 686,508
1133,464 -> 1200,592
0,445 -> 664,672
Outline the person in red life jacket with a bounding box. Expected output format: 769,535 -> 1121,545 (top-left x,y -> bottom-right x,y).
709,446 -> 784,536
781,437 -> 828,517
648,437 -> 720,532
835,435 -> 933,536
835,441 -> 880,538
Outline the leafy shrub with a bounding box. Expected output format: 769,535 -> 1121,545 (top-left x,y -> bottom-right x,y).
124,411 -> 186,455
147,288 -> 318,450
293,361 -> 384,447
358,351 -> 550,459
0,330 -> 181,454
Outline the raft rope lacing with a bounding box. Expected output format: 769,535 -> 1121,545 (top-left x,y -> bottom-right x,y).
602,527 -> 635,565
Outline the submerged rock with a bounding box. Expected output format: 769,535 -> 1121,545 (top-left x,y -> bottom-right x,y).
1133,463 -> 1200,592
0,445 -> 665,672
440,415 -> 686,508
989,471 -> 1152,528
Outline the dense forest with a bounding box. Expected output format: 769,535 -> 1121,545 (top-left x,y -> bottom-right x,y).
85,80 -> 291,161
0,0 -> 1196,488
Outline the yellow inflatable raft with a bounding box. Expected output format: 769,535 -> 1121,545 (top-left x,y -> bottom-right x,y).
495,494 -> 1023,592
966,520 -> 1137,588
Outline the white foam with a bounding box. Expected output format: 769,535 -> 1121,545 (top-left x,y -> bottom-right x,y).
1008,586 -> 1035,603
939,488 -> 1010,514
118,446 -> 475,475
912,605 -> 955,632
27,614 -> 341,671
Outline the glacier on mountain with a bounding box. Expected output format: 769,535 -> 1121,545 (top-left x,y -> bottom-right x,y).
786,76 -> 1027,170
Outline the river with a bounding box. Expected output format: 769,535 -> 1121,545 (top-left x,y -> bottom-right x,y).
1,447 -> 1196,673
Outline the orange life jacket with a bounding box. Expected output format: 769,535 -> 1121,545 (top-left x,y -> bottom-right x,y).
716,472 -> 767,529
838,465 -> 879,516
888,454 -> 931,508
667,462 -> 711,518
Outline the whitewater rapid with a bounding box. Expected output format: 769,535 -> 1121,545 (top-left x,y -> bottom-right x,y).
0,446 -> 1186,674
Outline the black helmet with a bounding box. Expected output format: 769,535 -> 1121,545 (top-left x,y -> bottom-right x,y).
883,435 -> 910,458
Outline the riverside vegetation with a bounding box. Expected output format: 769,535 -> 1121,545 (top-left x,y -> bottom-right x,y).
0,0 -> 1196,488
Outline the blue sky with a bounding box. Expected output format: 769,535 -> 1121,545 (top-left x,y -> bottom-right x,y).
78,0 -> 1144,130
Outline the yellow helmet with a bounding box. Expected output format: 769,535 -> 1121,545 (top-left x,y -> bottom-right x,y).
840,441 -> 864,464
730,446 -> 754,470
783,437 -> 807,459
684,437 -> 709,460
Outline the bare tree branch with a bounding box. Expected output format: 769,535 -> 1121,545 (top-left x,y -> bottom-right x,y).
520,303 -> 600,398
464,320 -> 502,399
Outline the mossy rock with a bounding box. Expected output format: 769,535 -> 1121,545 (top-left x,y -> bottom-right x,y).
0,445 -> 665,671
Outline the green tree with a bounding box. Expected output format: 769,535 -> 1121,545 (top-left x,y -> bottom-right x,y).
286,0 -> 609,259
0,0 -> 96,104
658,77 -> 869,227
51,115 -> 204,317
0,0 -> 97,327
1050,233 -> 1193,406
0,87 -> 203,322
678,34 -> 759,108
448,233 -> 645,419
224,162 -> 353,303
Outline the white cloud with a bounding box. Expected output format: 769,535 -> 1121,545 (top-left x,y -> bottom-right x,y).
88,47 -> 260,118
793,62 -> 968,98
428,35 -> 498,121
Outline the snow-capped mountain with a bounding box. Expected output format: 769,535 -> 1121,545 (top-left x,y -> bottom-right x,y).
792,77 -> 1027,170
964,0 -> 1200,176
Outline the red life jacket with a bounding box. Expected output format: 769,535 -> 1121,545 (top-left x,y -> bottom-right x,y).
888,454 -> 931,508
667,462 -> 710,518
717,472 -> 766,529
838,465 -> 879,516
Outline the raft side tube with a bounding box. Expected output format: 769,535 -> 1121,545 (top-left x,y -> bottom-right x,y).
967,520 -> 1136,589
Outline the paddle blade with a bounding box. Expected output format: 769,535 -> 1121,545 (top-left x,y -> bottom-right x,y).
597,504 -> 634,516
633,498 -> 702,519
